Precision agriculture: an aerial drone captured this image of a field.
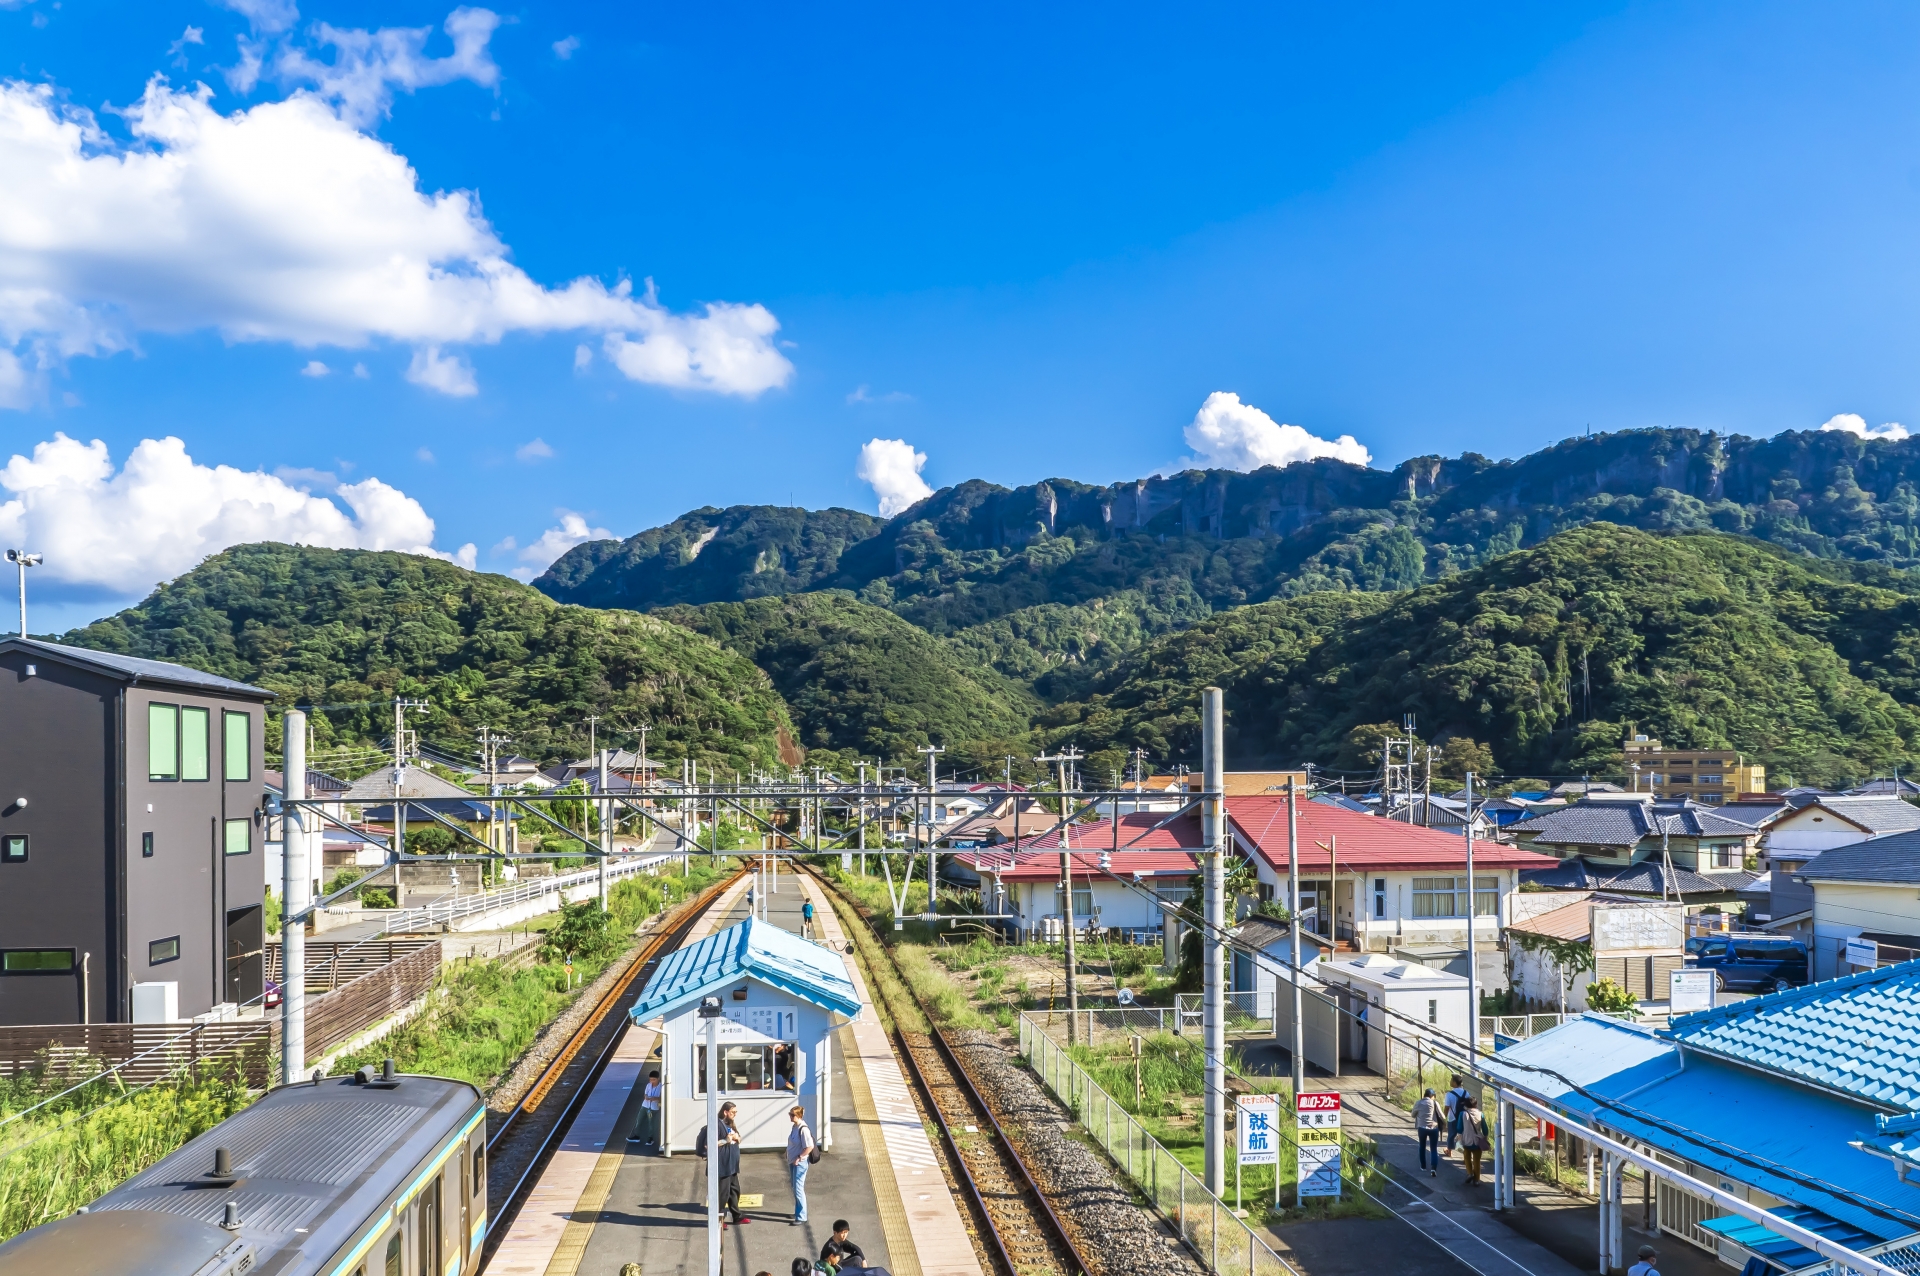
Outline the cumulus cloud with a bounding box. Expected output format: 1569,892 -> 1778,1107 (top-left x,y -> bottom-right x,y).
552,35 -> 580,60
506,509 -> 609,581
218,0 -> 299,36
406,346 -> 477,396
1818,412 -> 1910,442
0,29 -> 794,404
573,343 -> 592,372
856,438 -> 934,517
515,437 -> 554,462
300,359 -> 329,377
1179,392 -> 1371,473
0,434 -> 459,596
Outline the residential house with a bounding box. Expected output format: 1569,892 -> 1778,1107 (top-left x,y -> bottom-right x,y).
1506,796 -> 1759,906
1502,894 -> 1687,1009
262,767 -> 350,889
1233,915 -> 1335,1019
1483,966 -> 1920,1271
1796,833 -> 1920,978
1621,734 -> 1767,803
1753,798 -> 1920,941
0,639 -> 272,1026
950,835 -> 1198,942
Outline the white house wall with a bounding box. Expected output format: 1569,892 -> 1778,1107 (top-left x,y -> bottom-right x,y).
1810,881 -> 1920,979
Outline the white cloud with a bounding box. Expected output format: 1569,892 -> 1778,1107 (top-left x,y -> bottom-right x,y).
515,437 -> 554,462
169,26 -> 206,62
0,37 -> 794,404
406,346 -> 477,396
573,343 -> 592,372
1179,391 -> 1371,473
856,437 -> 934,517
277,7 -> 501,128
506,509 -> 609,581
352,361 -> 369,378
0,434 -> 458,595
416,447 -> 435,463
451,542 -> 477,569
300,359 -> 329,377
218,0 -> 299,36
1818,412 -> 1910,442
272,464 -> 337,490
552,35 -> 580,60
846,384 -> 911,405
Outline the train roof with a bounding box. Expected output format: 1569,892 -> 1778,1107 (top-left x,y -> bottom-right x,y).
42,1073 -> 480,1276
0,1209 -> 251,1276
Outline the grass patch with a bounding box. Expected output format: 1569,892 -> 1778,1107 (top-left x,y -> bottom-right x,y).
894,944 -> 992,1030
0,1059 -> 254,1243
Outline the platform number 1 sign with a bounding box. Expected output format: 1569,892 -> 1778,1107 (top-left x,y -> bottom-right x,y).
1295,1092 -> 1342,1198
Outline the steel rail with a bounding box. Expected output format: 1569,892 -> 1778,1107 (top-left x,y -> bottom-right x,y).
803,864 -> 1098,1276
482,868 -> 745,1257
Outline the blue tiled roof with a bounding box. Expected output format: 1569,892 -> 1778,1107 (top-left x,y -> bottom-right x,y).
1670,958 -> 1920,1111
628,916 -> 861,1023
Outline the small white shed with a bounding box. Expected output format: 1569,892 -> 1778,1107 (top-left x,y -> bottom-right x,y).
1314,955 -> 1470,1074
627,917 -> 861,1153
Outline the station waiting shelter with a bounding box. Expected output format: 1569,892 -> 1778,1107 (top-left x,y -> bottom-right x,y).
628,915 -> 862,1152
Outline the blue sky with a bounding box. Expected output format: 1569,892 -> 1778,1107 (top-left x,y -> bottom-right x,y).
5,1 -> 1920,629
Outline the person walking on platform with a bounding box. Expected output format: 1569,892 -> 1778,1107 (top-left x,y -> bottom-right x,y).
802,899 -> 817,940
787,1104 -> 816,1225
1443,1075 -> 1470,1157
1412,1087 -> 1442,1176
1458,1095 -> 1488,1185
698,1101 -> 750,1226
628,1069 -> 663,1147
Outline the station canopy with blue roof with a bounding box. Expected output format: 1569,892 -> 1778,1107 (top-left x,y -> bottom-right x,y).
629,916 -> 862,1024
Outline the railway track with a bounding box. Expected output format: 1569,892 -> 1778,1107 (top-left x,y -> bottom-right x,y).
481,866 -> 745,1260
803,865 -> 1099,1276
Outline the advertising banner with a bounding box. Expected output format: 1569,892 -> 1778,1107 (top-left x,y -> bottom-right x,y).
1295,1091 -> 1342,1198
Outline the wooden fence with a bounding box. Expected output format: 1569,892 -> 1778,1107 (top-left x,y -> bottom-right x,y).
0,940 -> 443,1090
266,940 -> 440,992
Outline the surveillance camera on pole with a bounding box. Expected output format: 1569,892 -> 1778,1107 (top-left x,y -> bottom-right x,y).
6,550 -> 41,638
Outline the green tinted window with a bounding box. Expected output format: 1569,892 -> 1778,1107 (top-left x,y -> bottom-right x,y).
148,703 -> 178,781
223,818 -> 251,857
180,707 -> 209,781
2,950 -> 72,973
223,711 -> 250,782
148,936 -> 180,965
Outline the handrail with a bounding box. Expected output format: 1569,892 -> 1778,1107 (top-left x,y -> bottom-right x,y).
366,853 -> 675,934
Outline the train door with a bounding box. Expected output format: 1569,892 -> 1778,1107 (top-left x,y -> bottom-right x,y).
457,1149 -> 470,1274
414,1177 -> 441,1276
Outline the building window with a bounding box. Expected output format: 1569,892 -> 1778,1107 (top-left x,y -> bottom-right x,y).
0,835 -> 24,863
1374,878 -> 1387,919
1712,844 -> 1736,868
223,711 -> 251,782
1,949 -> 73,973
148,936 -> 181,965
223,818 -> 251,857
180,706 -> 210,781
1412,875 -> 1498,919
1427,998 -> 1438,1024
1056,886 -> 1094,917
142,832 -> 154,858
1698,774 -> 1723,785
148,703 -> 179,781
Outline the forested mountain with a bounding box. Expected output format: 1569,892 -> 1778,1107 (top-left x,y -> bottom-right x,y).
60,544 -> 799,772
539,427 -> 1920,682
1041,525 -> 1920,787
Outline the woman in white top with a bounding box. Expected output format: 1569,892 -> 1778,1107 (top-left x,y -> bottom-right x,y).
629,1069 -> 663,1147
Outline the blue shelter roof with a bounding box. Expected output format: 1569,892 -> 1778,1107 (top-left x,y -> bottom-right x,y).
1480,1016 -> 1920,1242
1668,958 -> 1920,1111
628,917 -> 861,1024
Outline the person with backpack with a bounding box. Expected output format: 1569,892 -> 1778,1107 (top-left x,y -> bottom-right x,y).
1458,1095 -> 1489,1185
802,899 -> 817,940
787,1103 -> 817,1225
1443,1075 -> 1471,1156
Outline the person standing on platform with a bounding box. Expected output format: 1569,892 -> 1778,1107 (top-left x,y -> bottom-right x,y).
787,1104 -> 816,1225
802,899 -> 817,940
628,1069 -> 663,1147
699,1101 -> 749,1227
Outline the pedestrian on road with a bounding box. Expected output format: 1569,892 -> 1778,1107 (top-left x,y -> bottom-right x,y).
788,1103 -> 816,1225
1627,1245 -> 1660,1276
1412,1087 -> 1442,1175
698,1101 -> 749,1226
628,1068 -> 662,1147
802,899 -> 817,940
1459,1095 -> 1488,1184
1443,1075 -> 1470,1157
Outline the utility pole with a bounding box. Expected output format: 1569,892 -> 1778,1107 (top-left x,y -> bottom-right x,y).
1465,771 -> 1478,1059
857,762 -> 868,875
1423,746 -> 1433,827
6,550 -> 40,638
1200,689 -> 1227,1196
1286,776 -> 1305,1101
392,699 -> 429,865
598,747 -> 611,909
1034,747 -> 1083,1044
918,744 -> 945,909
281,710 -> 309,1084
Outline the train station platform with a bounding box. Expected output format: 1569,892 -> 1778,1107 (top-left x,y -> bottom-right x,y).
488,863 -> 981,1276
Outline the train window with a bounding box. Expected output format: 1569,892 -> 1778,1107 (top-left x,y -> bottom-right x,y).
384,1231 -> 401,1276
472,1142 -> 485,1196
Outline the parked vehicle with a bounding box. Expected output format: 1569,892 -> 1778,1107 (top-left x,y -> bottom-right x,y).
263,977 -> 282,1010
1689,936 -> 1808,993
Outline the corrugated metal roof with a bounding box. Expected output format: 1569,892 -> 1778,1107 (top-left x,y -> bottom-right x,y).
629,916 -> 860,1023
1504,898 -> 1592,941
1224,797 -> 1557,873
1670,958 -> 1920,1110
1800,831 -> 1920,885
1482,1016 -> 1920,1241
950,845 -> 1197,880
4,638 -> 274,697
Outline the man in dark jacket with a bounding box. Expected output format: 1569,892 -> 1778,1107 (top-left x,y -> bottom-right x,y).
697,1102 -> 750,1226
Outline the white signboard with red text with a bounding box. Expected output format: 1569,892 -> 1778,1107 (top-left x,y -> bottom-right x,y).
1295,1091 -> 1342,1198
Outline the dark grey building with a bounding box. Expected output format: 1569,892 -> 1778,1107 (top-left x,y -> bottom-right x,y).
0,639 -> 273,1025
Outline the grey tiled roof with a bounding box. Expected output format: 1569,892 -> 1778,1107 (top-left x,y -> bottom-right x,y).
1509,800 -> 1758,847
1804,798 -> 1920,836
1798,830 -> 1920,885
1520,857 -> 1754,896
3,638 -> 273,697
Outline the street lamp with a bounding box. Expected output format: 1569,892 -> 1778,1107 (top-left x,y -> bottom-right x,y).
6,551 -> 40,638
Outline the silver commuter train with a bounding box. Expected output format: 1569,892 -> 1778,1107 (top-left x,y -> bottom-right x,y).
0,1064 -> 487,1276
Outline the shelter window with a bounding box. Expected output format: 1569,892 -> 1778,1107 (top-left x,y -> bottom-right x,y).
148,703 -> 178,781
696,1042 -> 797,1093
180,707 -> 209,781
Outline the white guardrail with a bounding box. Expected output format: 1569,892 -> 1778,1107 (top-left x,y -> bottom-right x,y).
375,853 -> 675,934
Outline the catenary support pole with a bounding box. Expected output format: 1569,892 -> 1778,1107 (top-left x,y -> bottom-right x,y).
1201,686 -> 1226,1196
598,748 -> 610,910
1286,777 -> 1304,1099
281,711 -> 308,1084
706,1011 -> 720,1276
1465,771 -> 1477,1057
